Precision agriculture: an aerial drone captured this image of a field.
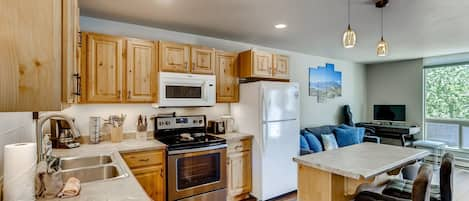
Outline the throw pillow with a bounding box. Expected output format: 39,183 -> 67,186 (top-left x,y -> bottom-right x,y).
302,131 -> 323,153
356,127 -> 365,143
321,134 -> 338,151
338,125 -> 366,143
300,135 -> 309,150
334,127 -> 360,147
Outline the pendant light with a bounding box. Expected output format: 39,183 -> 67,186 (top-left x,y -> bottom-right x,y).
342,0 -> 356,48
377,7 -> 389,56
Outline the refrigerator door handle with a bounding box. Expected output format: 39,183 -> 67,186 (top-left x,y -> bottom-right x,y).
263,124 -> 268,154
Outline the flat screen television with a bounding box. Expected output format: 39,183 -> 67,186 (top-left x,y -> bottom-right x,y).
373,105 -> 406,121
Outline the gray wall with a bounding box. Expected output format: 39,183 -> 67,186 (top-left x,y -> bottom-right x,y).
366,59 -> 423,127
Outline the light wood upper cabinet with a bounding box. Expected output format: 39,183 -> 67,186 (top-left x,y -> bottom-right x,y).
227,138 -> 252,201
122,150 -> 166,201
215,51 -> 239,103
190,46 -> 215,74
239,50 -> 289,80
126,39 -> 158,103
62,0 -> 80,104
0,0 -> 66,111
273,54 -> 290,79
84,33 -> 124,103
252,51 -> 273,77
159,41 -> 190,73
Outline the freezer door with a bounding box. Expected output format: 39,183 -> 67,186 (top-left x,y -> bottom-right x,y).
263,83 -> 299,122
260,120 -> 299,200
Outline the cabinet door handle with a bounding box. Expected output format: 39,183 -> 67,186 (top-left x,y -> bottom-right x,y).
160,168 -> 164,178
185,62 -> 188,69
72,73 -> 81,96
127,90 -> 131,99
117,90 -> 121,97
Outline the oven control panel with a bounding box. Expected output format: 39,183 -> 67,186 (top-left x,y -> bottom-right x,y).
155,115 -> 206,130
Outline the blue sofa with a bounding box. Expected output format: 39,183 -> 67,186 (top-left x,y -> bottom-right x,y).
300,125 -> 381,155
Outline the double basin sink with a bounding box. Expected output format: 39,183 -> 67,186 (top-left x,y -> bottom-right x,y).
58,153 -> 128,183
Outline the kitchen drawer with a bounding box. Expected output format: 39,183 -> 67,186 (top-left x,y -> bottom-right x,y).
122,150 -> 164,168
228,139 -> 251,153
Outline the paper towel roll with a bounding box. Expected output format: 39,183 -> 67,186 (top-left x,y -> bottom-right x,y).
3,143 -> 37,201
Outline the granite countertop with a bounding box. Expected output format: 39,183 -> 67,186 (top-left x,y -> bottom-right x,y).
293,143 -> 430,180
41,139 -> 166,201
209,132 -> 253,141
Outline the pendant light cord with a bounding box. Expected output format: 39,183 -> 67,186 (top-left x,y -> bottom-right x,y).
381,7 -> 384,39
347,0 -> 351,26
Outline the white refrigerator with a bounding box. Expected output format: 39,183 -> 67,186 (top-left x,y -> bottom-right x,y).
231,81 -> 300,200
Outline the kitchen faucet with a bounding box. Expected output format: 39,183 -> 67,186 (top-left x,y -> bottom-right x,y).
35,112 -> 80,163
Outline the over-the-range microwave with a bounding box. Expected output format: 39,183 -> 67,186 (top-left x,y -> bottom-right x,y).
157,72 -> 216,107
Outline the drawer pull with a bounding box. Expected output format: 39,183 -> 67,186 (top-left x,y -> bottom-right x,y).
235,145 -> 243,150
139,158 -> 150,162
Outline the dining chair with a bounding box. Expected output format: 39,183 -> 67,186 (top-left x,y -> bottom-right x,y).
383,153 -> 454,201
355,164 -> 433,201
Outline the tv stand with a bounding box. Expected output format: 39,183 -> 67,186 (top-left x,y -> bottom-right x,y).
356,122 -> 421,146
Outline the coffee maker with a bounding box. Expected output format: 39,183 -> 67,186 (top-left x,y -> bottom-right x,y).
50,118 -> 80,149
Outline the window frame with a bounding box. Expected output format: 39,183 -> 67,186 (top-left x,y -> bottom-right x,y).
423,62 -> 469,151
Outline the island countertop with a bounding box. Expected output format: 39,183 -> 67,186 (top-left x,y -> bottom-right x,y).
41,139 -> 166,201
293,142 -> 430,180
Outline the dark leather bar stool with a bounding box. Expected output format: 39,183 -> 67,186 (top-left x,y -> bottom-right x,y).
355,164 -> 433,201
383,153 -> 454,201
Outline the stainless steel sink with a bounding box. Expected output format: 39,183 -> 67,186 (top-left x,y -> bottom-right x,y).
60,155 -> 113,170
60,165 -> 126,183
56,153 -> 128,183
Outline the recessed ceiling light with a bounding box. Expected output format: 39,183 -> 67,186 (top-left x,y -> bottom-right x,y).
274,24 -> 287,29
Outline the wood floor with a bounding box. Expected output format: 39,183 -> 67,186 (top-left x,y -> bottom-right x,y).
269,168 -> 469,201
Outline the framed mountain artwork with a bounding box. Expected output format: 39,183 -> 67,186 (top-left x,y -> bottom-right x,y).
309,63 -> 342,103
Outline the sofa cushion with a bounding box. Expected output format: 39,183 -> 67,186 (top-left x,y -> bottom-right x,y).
305,125 -> 338,146
301,130 -> 323,153
334,127 -> 360,147
321,134 -> 338,151
300,134 -> 309,150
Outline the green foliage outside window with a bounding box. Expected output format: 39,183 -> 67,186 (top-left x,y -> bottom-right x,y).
425,64 -> 469,120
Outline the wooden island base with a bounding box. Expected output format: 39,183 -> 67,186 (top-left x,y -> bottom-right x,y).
297,164 -> 373,201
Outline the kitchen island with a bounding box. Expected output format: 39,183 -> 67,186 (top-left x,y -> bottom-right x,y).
293,143 -> 429,201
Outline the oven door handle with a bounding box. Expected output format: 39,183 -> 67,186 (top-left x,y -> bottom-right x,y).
168,144 -> 227,155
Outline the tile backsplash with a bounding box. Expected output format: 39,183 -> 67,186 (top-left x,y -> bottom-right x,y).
62,104 -> 230,136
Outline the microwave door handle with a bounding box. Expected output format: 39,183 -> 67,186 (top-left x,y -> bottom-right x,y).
202,81 -> 208,100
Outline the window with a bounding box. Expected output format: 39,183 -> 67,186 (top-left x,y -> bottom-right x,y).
424,63 -> 469,149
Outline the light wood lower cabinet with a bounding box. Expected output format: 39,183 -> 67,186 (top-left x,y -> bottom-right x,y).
122,150 -> 166,201
227,138 -> 252,201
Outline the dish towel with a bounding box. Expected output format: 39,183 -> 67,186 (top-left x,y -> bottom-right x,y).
58,177 -> 81,198
35,160 -> 64,199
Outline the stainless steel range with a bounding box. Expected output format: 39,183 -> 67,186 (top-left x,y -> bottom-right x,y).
154,115 -> 227,201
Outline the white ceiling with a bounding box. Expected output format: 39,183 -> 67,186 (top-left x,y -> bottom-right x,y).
78,0 -> 469,64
